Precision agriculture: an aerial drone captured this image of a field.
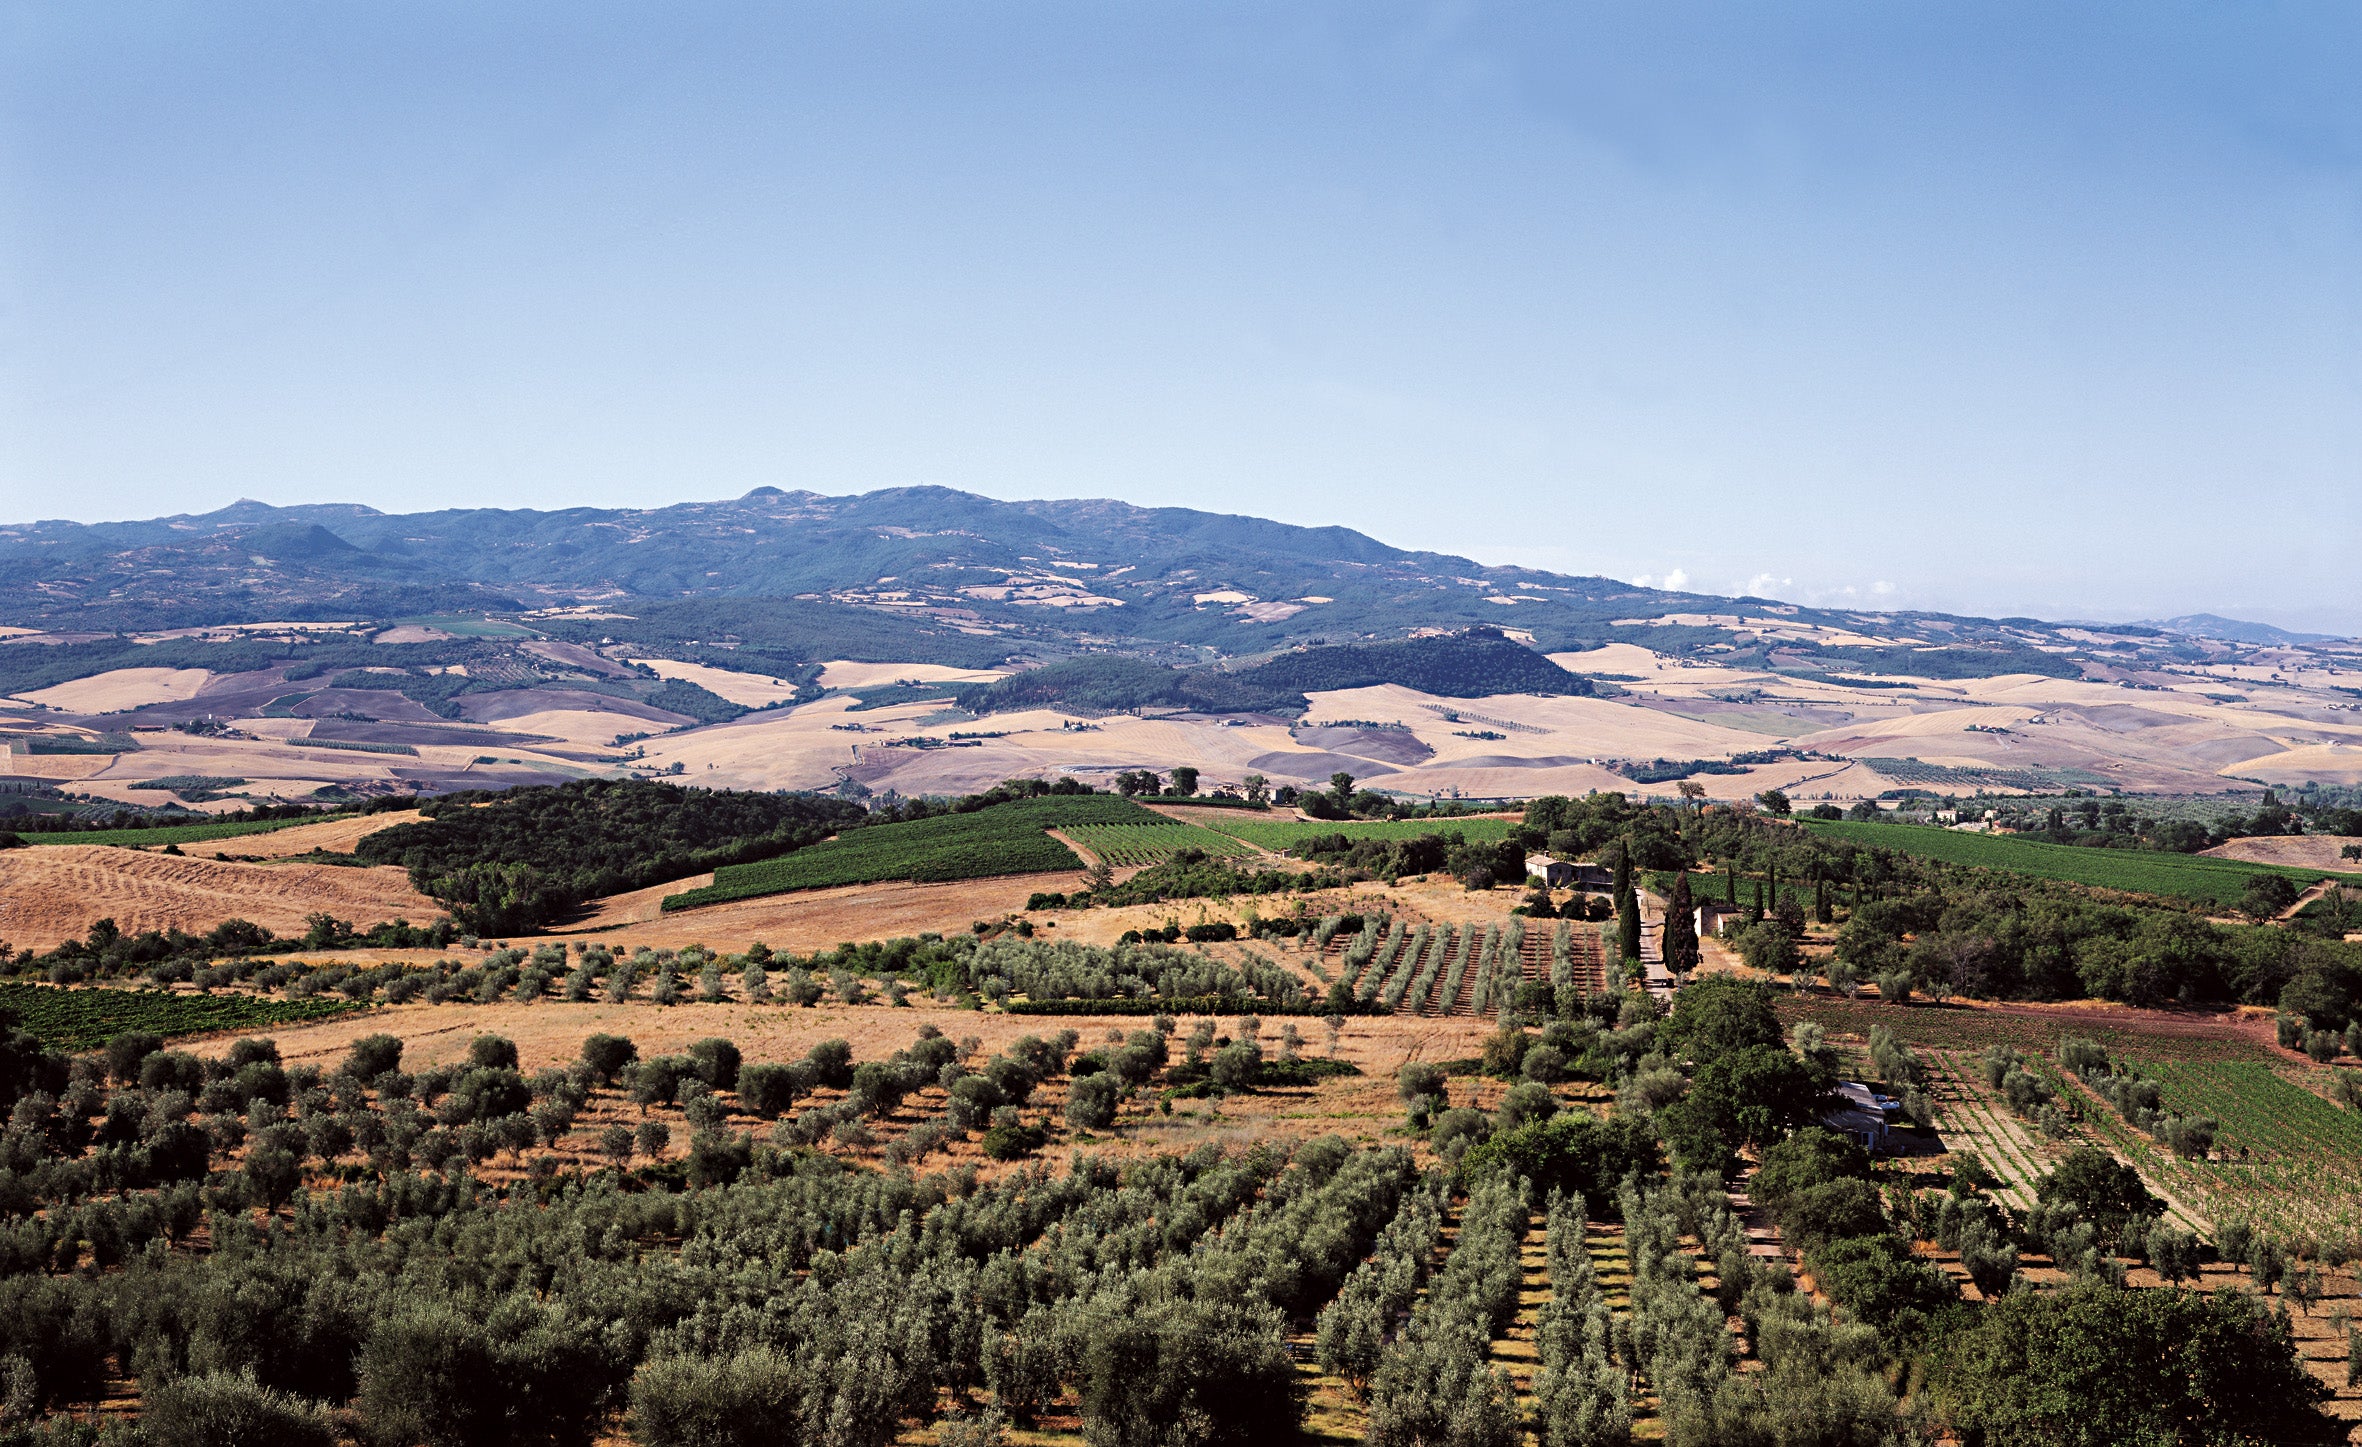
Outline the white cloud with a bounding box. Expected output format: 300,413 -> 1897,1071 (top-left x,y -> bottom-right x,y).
1663,568 -> 1689,591
1743,573 -> 1793,599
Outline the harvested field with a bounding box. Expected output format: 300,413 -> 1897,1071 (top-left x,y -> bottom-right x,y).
0,753 -> 119,781
456,687 -> 689,726
546,862 -> 1545,962
545,870 -> 1093,949
305,717 -> 536,748
814,660 -> 1007,689
2205,834 -> 2362,870
178,808 -> 423,858
2229,742 -> 2362,786
15,666 -> 211,712
628,656 -> 805,706
0,845 -> 441,949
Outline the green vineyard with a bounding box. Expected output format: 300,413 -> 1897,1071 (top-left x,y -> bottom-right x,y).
663,794 -> 1162,909
1207,814 -> 1521,852
1059,820 -> 1255,867
1798,818 -> 2355,908
2130,1060 -> 2362,1239
0,982 -> 361,1050
20,814 -> 343,848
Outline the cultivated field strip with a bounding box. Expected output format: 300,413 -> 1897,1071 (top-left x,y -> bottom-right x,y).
1057,819 -> 1256,867
1925,1049 -> 2055,1212
1800,818 -> 2362,909
666,795 -> 1157,907
2079,1058 -> 2362,1241
1321,915 -> 1608,1016
1205,815 -> 1522,853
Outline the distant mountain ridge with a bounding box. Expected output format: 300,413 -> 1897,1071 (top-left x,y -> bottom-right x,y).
2143,614 -> 2336,646
0,488 -> 2348,688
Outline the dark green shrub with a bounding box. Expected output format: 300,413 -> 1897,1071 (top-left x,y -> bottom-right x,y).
685,1038 -> 741,1092
1458,1110 -> 1658,1215
630,1347 -> 804,1446
981,1120 -> 1048,1160
467,1034 -> 519,1071
143,1370 -> 336,1447
105,1030 -> 164,1084
735,1062 -> 804,1118
345,1033 -> 403,1079
805,1039 -> 854,1089
1066,1073 -> 1120,1130
579,1033 -> 637,1083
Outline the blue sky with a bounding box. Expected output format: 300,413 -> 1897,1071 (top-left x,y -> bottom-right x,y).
4,3 -> 2358,631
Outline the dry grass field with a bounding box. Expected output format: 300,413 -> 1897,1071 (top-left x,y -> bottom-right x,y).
0,845 -> 439,948
177,808 -> 424,858
627,656 -> 807,706
2205,834 -> 2362,869
185,995 -> 1496,1085
11,633 -> 2362,807
14,666 -> 213,712
549,869 -> 1094,950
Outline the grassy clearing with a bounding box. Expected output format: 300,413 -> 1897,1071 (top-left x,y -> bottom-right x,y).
1798,819 -> 2357,908
0,982 -> 362,1050
16,814 -> 345,848
1208,815 -> 1521,852
1059,820 -> 1256,867
662,795 -> 1162,910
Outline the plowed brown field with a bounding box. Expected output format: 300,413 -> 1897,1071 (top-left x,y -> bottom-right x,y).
0,845 -> 441,948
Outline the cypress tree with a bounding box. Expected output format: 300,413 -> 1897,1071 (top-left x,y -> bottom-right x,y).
1663,871 -> 1699,977
1618,890 -> 1642,975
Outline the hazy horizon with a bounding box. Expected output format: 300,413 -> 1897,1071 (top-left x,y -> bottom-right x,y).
6,4 -> 2358,632
3,481 -> 2347,640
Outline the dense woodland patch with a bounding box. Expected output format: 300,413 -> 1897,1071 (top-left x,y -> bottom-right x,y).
354,780 -> 866,934
955,629 -> 1594,718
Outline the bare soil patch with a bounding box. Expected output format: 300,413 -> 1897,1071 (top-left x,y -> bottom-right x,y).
0,845 -> 440,949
